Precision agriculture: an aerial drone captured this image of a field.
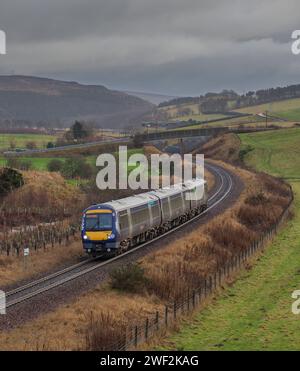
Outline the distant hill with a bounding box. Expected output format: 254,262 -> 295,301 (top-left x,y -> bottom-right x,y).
124,90 -> 179,105
0,75 -> 154,129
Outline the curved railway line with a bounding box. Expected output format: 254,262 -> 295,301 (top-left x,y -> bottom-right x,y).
5,162 -> 233,309
0,161 -> 243,331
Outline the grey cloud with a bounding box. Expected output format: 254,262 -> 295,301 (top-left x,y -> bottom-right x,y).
0,0 -> 300,95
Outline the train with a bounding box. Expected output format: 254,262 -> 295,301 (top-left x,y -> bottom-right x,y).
81,178 -> 208,257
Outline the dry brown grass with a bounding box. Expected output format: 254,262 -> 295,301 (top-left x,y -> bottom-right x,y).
0,160 -> 291,351
198,133 -> 241,163
0,238 -> 83,288
2,170 -> 84,212
142,161 -> 291,301
0,287 -> 164,350
143,144 -> 163,156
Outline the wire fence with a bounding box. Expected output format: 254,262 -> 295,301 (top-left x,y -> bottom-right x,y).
0,207 -> 75,230
107,186 -> 294,351
0,221 -> 81,256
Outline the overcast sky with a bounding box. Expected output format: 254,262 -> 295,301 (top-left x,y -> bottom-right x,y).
0,0 -> 300,96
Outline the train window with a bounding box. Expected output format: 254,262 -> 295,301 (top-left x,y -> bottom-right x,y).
131,205 -> 149,224
171,195 -> 183,210
161,198 -> 170,218
119,211 -> 129,230
150,201 -> 160,219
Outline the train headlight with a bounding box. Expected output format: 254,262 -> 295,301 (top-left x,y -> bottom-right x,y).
83,235 -> 89,240
109,233 -> 115,239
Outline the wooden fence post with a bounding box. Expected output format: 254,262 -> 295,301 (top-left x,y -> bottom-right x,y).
165,306 -> 168,327
145,318 -> 149,341
134,326 -> 138,348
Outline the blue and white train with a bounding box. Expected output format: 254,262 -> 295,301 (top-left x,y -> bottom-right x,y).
81,179 -> 208,257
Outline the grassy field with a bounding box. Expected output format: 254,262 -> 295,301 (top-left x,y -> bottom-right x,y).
175,113 -> 226,122
159,102 -> 226,122
235,98 -> 300,121
161,127 -> 300,350
239,127 -> 300,180
0,148 -> 144,172
0,133 -> 57,150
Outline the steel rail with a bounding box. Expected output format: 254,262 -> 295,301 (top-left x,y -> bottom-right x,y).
6,163 -> 233,308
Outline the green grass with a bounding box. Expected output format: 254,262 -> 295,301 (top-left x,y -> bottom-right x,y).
0,156 -> 66,171
174,113 -> 226,122
162,184 -> 300,350
0,133 -> 56,150
235,97 -> 300,121
274,108 -> 300,121
161,127 -> 300,350
239,127 -> 300,180
0,148 -> 144,172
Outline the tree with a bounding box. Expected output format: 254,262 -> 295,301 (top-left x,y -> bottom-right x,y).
133,132 -> 144,148
70,121 -> 93,140
9,139 -> 16,150
0,167 -> 24,196
46,142 -> 55,149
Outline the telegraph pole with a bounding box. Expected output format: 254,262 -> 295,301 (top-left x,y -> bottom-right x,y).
265,110 -> 268,128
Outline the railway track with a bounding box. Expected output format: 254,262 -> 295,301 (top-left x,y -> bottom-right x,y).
4,162 -> 233,310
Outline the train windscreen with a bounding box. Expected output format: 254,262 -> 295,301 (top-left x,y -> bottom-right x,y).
85,214 -> 112,231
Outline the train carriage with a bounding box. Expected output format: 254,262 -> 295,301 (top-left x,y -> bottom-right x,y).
81,179 -> 208,257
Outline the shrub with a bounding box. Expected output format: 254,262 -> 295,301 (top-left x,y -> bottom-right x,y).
19,160 -> 32,171
26,141 -> 37,150
245,192 -> 269,206
0,167 -> 24,196
239,145 -> 253,161
85,312 -> 126,351
47,159 -> 63,172
5,158 -> 31,171
110,263 -> 148,293
61,156 -> 94,179
6,157 -> 21,169
46,142 -> 55,149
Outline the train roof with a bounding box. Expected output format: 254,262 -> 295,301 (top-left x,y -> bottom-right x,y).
104,193 -> 159,212
84,178 -> 206,213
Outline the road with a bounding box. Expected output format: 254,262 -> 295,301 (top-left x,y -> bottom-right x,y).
3,137 -> 130,156
0,161 -> 243,330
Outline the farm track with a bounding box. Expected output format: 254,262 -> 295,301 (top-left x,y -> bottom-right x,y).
0,162 -> 243,330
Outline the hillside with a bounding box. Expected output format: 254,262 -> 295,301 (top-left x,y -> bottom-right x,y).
161,128 -> 300,350
235,97 -> 300,121
0,75 -> 154,129
124,90 -> 178,105
158,84 -> 300,124
240,127 -> 300,179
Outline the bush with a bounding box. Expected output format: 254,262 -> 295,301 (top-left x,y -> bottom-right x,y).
47,159 -> 63,172
5,158 -> 31,171
6,157 -> 21,169
85,312 -> 126,351
61,156 -> 94,179
133,132 -> 144,148
26,141 -> 37,150
110,263 -> 148,293
19,160 -> 32,171
46,142 -> 55,149
245,192 -> 269,206
0,167 -> 24,196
